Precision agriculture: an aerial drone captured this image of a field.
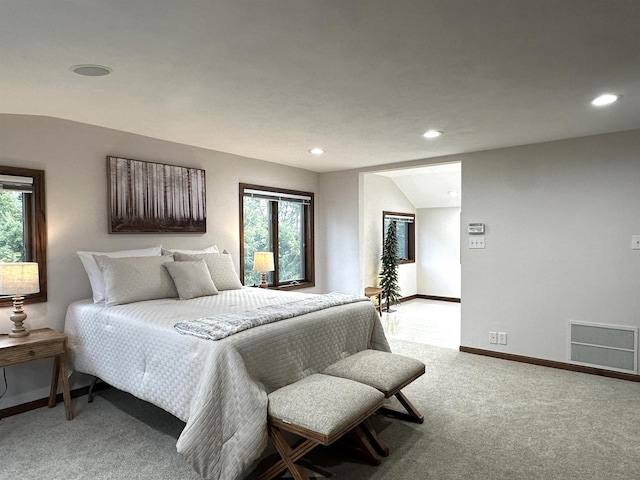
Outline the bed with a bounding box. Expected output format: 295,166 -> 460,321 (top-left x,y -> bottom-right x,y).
64,286 -> 389,480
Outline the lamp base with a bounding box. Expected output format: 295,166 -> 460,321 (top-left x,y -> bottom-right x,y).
9,295 -> 30,338
259,272 -> 268,289
9,328 -> 29,338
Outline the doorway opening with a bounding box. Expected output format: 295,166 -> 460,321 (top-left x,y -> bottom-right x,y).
362,162 -> 461,349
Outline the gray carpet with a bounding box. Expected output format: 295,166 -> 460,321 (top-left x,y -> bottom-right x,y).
2,339 -> 639,480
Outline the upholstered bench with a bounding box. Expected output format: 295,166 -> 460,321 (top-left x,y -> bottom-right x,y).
324,349 -> 426,424
259,373 -> 387,480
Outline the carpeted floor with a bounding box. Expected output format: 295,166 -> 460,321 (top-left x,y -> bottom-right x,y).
2,339 -> 639,480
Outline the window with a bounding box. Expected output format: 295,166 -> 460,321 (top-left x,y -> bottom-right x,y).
383,211 -> 415,264
240,184 -> 314,289
0,166 -> 47,306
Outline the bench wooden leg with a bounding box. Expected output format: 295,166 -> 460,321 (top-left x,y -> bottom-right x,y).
396,391 -> 423,424
261,420 -> 388,479
259,424 -> 313,480
349,425 -> 382,466
259,437 -> 317,480
379,391 -> 424,424
361,419 -> 389,457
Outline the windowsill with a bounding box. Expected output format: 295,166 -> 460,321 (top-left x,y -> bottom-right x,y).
272,281 -> 315,291
397,259 -> 415,265
245,282 -> 315,291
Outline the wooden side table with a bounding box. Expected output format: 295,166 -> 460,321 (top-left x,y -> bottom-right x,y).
0,328 -> 74,420
364,287 -> 384,316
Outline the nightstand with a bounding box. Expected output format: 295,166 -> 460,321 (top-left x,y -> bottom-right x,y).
0,328 -> 74,420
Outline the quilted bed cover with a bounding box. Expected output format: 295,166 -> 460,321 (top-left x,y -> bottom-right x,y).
64,288 -> 390,479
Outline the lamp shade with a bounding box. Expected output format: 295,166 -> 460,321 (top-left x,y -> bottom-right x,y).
0,262 -> 40,295
253,252 -> 275,273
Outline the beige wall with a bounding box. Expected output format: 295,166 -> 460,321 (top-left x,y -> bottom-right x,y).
0,114 -> 321,407
461,129 -> 640,361
416,207 -> 461,298
317,170 -> 360,294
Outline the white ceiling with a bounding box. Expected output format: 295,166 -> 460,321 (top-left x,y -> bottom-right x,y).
376,162 -> 461,209
1,1 -> 639,173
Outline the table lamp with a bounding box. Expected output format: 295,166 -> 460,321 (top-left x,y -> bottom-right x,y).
253,252 -> 274,288
0,262 -> 40,337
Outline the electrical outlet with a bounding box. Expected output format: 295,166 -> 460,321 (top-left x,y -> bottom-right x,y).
489,331 -> 497,344
498,332 -> 507,345
469,236 -> 485,249
632,235 -> 640,250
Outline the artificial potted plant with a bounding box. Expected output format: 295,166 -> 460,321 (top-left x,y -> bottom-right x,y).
380,220 -> 401,312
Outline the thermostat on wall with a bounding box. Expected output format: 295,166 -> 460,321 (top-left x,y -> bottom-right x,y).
468,223 -> 485,234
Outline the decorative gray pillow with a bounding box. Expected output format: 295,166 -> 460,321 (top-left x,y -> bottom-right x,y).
164,259 -> 218,300
173,252 -> 243,290
77,245 -> 162,303
94,255 -> 178,306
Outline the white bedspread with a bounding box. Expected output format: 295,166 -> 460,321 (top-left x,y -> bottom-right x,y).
64,288 -> 389,479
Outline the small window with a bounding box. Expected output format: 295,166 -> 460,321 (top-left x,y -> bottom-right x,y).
383,211 -> 415,264
240,184 -> 314,289
0,166 -> 47,306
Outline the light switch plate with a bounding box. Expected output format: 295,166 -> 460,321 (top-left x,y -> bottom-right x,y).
632,235 -> 640,250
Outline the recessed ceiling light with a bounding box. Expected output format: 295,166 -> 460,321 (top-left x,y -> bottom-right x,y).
70,64 -> 113,77
423,130 -> 443,139
591,93 -> 621,106
308,148 -> 324,155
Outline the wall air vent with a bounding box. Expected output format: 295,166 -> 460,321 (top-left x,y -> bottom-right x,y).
569,321 -> 638,374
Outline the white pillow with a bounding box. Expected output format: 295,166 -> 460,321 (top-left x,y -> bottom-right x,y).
94,255 -> 178,306
164,260 -> 219,300
173,252 -> 243,291
77,246 -> 162,303
161,245 -> 219,256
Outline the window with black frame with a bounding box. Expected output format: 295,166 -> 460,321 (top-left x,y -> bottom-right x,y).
240,184 -> 314,289
383,211 -> 415,264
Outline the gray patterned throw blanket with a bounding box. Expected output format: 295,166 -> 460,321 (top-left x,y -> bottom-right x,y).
174,292 -> 370,340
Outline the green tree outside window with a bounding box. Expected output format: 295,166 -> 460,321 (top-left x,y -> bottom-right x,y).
0,190 -> 26,262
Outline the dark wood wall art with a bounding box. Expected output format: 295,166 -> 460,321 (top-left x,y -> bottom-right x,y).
108,156 -> 206,233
